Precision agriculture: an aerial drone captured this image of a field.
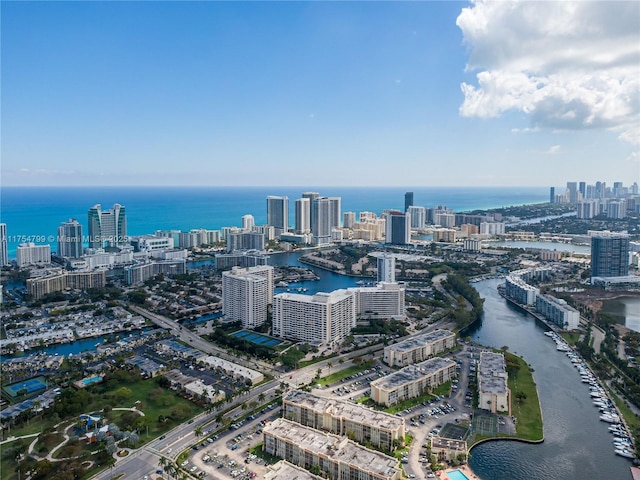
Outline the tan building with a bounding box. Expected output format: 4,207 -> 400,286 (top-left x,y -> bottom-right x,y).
27,270 -> 106,299
263,418 -> 402,480
430,436 -> 468,462
370,357 -> 457,407
282,390 -> 405,451
383,329 -> 456,368
265,461 -> 323,480
478,352 -> 510,414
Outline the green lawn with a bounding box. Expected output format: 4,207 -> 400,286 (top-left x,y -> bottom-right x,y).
316,362 -> 374,387
606,386 -> 640,431
505,352 -> 543,441
560,332 -> 580,345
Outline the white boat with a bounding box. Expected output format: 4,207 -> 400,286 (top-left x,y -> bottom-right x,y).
601,415 -> 620,423
544,331 -> 555,337
615,449 -> 635,459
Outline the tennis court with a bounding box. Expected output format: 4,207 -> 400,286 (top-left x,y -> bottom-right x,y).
472,410 -> 498,436
231,330 -> 282,347
439,423 -> 469,440
3,376 -> 48,398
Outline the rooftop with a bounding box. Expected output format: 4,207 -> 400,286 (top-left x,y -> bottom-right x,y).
370,357 -> 456,391
478,352 -> 508,395
265,461 -> 323,480
264,418 -> 400,477
385,329 -> 455,354
283,390 -> 404,431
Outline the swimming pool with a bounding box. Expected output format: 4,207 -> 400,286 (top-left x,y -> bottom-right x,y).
81,376 -> 103,386
447,470 -> 471,480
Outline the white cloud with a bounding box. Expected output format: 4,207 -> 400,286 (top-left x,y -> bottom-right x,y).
457,0 -> 640,145
545,145 -> 561,155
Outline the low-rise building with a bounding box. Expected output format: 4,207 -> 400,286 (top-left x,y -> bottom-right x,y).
370,357 -> 457,407
197,355 -> 264,385
183,379 -> 226,403
263,418 -> 402,480
430,436 -> 468,463
282,390 -> 405,451
383,329 -> 456,368
478,352 -> 509,414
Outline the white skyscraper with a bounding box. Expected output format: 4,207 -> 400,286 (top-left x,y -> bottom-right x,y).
267,196 -> 289,236
377,254 -> 396,283
242,214 -> 255,231
273,290 -> 355,346
407,206 -> 426,230
222,265 -> 274,329
0,223 -> 8,266
294,198 -> 311,234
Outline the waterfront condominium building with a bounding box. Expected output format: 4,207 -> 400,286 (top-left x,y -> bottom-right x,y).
383,329 -> 456,368
477,352 -> 510,414
535,294 -> 580,330
377,253 -> 396,283
273,289 -> 355,346
590,232 -> 630,280
348,282 -> 405,319
566,181 -> 578,203
294,198 -> 311,234
124,260 -> 187,285
57,218 -> 83,258
385,211 -> 410,245
311,196 -> 341,245
27,270 -> 106,299
282,390 -> 406,451
370,357 -> 457,407
263,418 -> 402,480
0,223 -> 8,266
267,196 -> 289,236
504,275 -> 539,306
222,265 -> 274,329
16,243 -> 51,267
87,203 -> 127,249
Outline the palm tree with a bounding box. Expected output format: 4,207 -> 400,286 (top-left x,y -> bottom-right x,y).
327,361 -> 333,374
258,393 -> 265,402
158,457 -> 167,478
194,425 -> 203,438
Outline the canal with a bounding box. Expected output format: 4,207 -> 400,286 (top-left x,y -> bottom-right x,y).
466,278 -> 631,479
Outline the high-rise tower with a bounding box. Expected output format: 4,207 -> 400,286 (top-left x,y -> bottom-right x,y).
295,198 -> 311,234
87,204 -> 127,249
0,224 -> 8,266
58,218 -> 83,258
590,233 -> 630,280
266,196 -> 289,236
385,211 -> 410,245
404,192 -> 414,212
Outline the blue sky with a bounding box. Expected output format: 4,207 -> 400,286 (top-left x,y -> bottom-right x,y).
2,1 -> 638,187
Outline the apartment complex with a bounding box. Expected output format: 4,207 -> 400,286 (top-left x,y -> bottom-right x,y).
370,357 -> 457,407
124,260 -> 187,285
263,418 -> 402,480
383,329 -> 456,368
267,196 -> 289,236
27,270 -> 106,299
16,243 -> 51,267
273,289 -> 355,346
282,390 -> 405,451
535,294 -> 580,330
504,275 -> 539,306
477,352 -> 510,414
349,282 -> 405,319
590,232 -> 630,280
57,218 -> 83,258
265,461 -> 323,480
222,265 -> 274,329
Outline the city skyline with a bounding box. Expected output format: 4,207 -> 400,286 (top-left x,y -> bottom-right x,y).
2,1 -> 639,187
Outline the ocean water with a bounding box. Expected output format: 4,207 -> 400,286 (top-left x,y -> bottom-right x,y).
0,186 -> 547,257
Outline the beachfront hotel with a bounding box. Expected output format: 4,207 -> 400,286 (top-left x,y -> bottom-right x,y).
383,329 -> 456,368
282,390 -> 405,451
370,357 -> 457,407
477,352 -> 510,414
273,289 -> 355,346
262,418 -> 402,480
222,265 -> 274,329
